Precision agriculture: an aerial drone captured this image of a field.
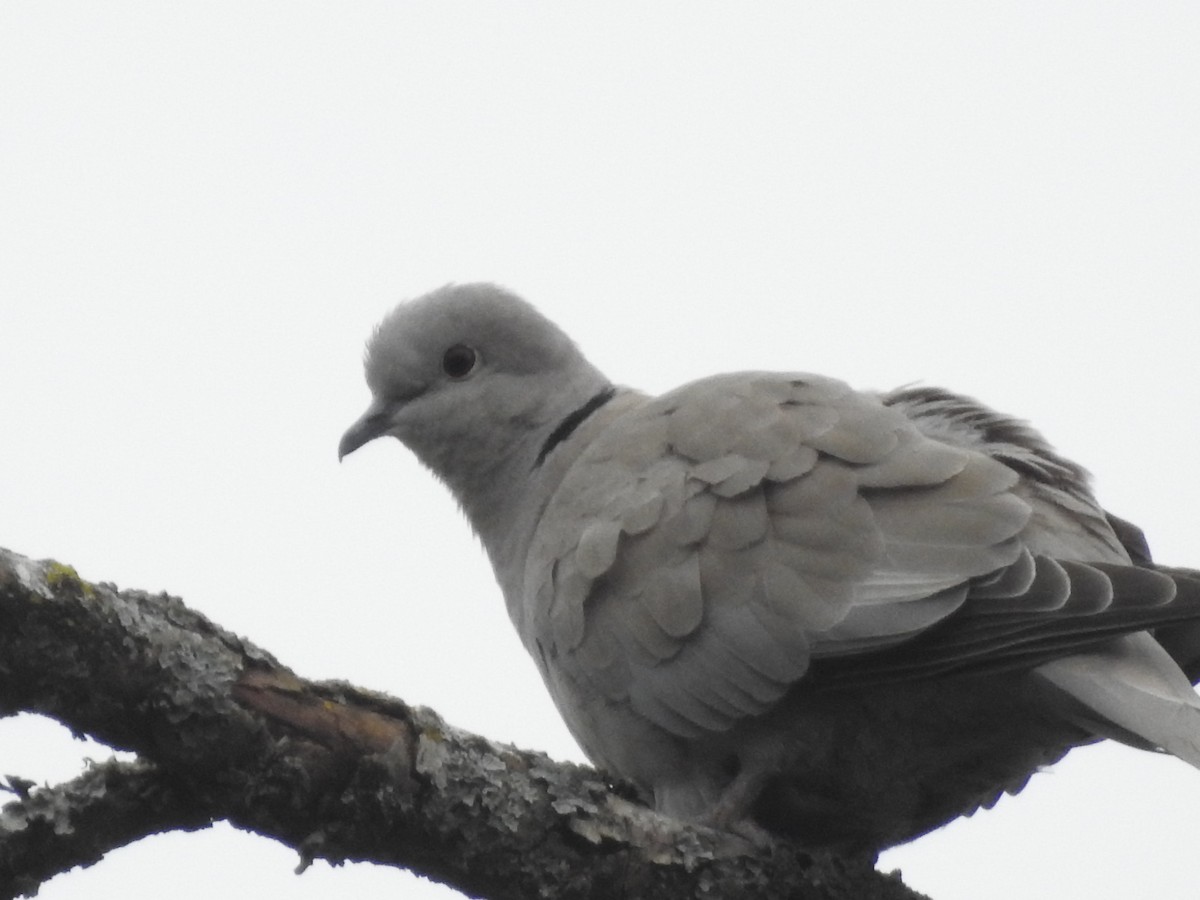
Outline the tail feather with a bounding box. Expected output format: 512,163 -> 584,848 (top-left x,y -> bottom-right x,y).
1034,632 -> 1200,768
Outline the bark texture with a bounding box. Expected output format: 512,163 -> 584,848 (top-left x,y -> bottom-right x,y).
0,548 -> 927,900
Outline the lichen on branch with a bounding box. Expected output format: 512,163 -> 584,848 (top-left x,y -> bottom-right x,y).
0,548 -> 926,900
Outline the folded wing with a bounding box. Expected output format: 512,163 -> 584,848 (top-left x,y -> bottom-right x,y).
527,372 -> 1200,753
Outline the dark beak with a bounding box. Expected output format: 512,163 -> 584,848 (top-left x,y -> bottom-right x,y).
338,400 -> 393,460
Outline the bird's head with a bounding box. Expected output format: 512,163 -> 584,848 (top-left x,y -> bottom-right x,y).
339,283 -> 608,500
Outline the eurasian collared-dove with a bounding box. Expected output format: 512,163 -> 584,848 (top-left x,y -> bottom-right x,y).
340,283 -> 1200,851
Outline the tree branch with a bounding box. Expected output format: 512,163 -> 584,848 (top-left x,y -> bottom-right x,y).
0,548 -> 927,899
0,759 -> 212,896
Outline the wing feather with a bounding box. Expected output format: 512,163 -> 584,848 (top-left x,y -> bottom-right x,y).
526,370 -> 1200,745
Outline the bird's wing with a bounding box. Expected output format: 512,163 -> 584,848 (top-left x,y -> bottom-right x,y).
878,386 -> 1200,763
526,372 -> 1199,740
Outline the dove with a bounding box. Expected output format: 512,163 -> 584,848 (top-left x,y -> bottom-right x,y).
339,282 -> 1200,852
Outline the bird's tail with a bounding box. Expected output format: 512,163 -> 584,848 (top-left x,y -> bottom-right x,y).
1034,565 -> 1200,770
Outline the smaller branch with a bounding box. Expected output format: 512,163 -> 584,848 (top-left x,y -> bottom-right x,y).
0,758 -> 213,898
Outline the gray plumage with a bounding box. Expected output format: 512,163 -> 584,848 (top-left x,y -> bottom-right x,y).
340,283 -> 1200,851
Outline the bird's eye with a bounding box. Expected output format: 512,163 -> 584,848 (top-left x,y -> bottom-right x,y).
442,344 -> 479,379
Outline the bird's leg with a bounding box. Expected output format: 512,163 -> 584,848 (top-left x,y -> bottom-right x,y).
699,763 -> 777,847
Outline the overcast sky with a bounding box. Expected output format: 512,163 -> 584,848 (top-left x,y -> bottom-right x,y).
2,4 -> 1199,899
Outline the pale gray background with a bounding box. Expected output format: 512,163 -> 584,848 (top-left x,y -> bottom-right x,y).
2,4 -> 1198,898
